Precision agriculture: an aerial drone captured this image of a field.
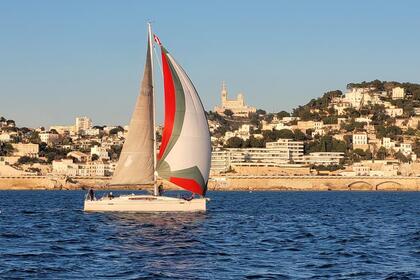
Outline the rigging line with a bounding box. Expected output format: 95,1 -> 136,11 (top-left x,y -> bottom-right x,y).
153,44 -> 163,76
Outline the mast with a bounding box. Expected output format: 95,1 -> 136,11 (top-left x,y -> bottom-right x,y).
148,22 -> 158,196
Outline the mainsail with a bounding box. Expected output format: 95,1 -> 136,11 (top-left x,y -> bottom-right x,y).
156,45 -> 211,196
110,33 -> 155,185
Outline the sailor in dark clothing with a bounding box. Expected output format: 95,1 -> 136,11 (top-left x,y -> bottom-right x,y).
158,184 -> 164,196
88,188 -> 95,201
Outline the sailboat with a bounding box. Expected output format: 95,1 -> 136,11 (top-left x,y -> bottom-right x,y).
84,24 -> 211,212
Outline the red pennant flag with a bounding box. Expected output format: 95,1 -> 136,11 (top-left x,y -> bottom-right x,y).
153,34 -> 162,46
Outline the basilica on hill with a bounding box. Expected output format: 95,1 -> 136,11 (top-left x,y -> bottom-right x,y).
214,81 -> 256,117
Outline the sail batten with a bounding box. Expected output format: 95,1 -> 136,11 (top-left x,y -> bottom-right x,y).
110,34 -> 155,186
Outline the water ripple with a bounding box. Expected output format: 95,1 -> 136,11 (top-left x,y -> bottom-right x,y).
0,191 -> 419,279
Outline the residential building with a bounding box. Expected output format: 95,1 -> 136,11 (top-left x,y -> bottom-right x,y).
392,87 -> 405,100
385,107 -> 403,117
353,132 -> 368,150
49,125 -> 76,135
67,151 -> 89,162
12,143 -> 39,158
39,131 -> 60,145
382,137 -> 396,149
91,145 -> 110,160
0,133 -> 11,142
399,143 -> 412,156
75,116 -> 92,133
302,152 -> 344,166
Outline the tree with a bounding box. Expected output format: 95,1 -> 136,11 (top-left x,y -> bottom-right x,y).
0,143 -> 14,156
256,109 -> 266,116
248,136 -> 264,148
29,131 -> 41,144
17,156 -> 41,165
91,154 -> 99,161
376,147 -> 388,160
395,151 -> 409,163
223,109 -> 234,118
293,129 -> 307,141
109,126 -> 124,135
225,137 -> 244,148
276,111 -> 290,119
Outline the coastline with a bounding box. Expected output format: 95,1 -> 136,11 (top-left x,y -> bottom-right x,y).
0,175 -> 419,191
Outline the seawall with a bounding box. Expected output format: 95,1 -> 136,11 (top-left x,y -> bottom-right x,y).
0,176 -> 419,191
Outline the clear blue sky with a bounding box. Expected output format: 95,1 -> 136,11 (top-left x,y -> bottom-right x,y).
1,0 -> 420,127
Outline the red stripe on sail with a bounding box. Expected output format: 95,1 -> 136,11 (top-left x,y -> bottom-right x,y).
158,49 -> 176,160
170,177 -> 204,195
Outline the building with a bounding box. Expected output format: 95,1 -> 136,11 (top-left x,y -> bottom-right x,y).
392,87 -> 405,100
302,152 -> 344,166
49,125 -> 76,135
75,116 -> 92,134
0,133 -> 11,142
296,121 -> 323,131
214,82 -> 256,117
67,151 -> 89,162
385,107 -> 403,117
382,137 -> 396,149
342,87 -> 380,109
12,143 -> 39,158
52,159 -> 115,177
352,132 -> 368,150
39,131 -> 60,145
399,143 -> 412,156
91,145 -> 110,160
210,139 -> 305,173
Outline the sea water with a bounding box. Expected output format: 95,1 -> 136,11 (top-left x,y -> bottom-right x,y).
0,191 -> 419,279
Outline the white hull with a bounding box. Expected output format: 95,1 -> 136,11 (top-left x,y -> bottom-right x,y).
84,194 -> 207,212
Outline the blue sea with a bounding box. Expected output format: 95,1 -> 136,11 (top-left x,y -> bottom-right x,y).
0,191 -> 419,279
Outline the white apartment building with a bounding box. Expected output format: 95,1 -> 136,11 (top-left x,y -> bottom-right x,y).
352,132 -> 368,150
12,143 -> 39,158
39,131 -> 60,145
52,159 -> 116,177
84,128 -> 101,136
399,143 -> 412,156
211,139 -> 305,173
392,87 -> 405,100
302,152 -> 344,166
91,145 -> 110,160
382,137 -> 396,149
385,107 -> 403,117
0,133 -> 11,142
49,125 -> 76,135
75,117 -> 92,133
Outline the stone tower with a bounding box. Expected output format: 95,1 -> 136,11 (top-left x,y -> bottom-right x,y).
221,81 -> 227,103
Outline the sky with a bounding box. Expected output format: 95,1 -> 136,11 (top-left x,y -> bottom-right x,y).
1,0 -> 420,128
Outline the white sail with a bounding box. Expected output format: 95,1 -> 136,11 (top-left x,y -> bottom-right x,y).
110,34 -> 154,185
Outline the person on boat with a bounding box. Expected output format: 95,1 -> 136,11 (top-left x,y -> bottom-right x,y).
87,188 -> 95,201
182,193 -> 194,201
158,184 -> 164,196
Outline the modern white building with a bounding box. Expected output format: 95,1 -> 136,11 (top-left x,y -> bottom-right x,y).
12,143 -> 39,158
39,131 -> 60,145
352,132 -> 368,150
302,152 -> 344,165
91,145 -> 110,160
75,117 -> 92,134
392,87 -> 405,100
385,107 -> 403,117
